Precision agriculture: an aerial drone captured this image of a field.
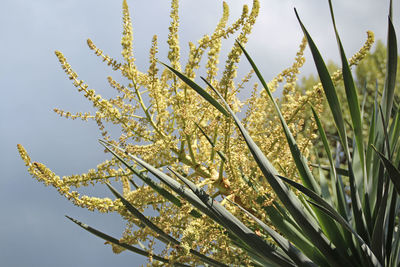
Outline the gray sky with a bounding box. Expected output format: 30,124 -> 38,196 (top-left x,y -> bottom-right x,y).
1,0 -> 396,266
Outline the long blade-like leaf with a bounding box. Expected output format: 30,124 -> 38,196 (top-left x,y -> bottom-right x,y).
366,102 -> 377,184
311,106 -> 360,260
389,219 -> 400,266
310,163 -> 349,177
327,4 -> 369,236
379,105 -> 392,159
232,43 -> 320,194
373,146 -> 400,195
296,7 -> 369,244
311,107 -> 349,219
327,0 -> 366,183
385,187 -> 397,263
389,108 -> 400,153
159,61 -> 229,117
294,9 -> 348,156
370,106 -> 393,261
65,216 -> 182,265
101,140 -> 202,218
381,14 -> 398,122
106,182 -> 178,245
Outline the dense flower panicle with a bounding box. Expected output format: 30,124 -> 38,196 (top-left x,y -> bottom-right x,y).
221,0 -> 259,96
87,39 -> 122,71
53,108 -> 94,121
55,51 -> 122,129
223,5 -> 249,39
349,31 -> 375,66
19,0 -> 375,265
17,144 -> 122,213
121,0 -> 135,65
17,144 -> 31,166
205,2 -> 229,82
62,158 -> 130,188
167,0 -> 181,71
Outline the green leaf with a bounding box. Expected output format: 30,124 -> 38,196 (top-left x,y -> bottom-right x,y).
310,164 -> 349,177
234,43 -> 320,194
235,41 -> 356,265
374,105 -> 396,262
389,221 -> 400,266
381,14 -> 398,122
327,0 -> 366,185
65,216 -> 180,266
297,6 -> 369,244
294,9 -> 348,157
311,106 -> 349,220
379,105 -> 392,159
239,168 -> 260,193
369,169 -> 389,262
387,106 -> 400,261
102,140 -> 203,217
158,61 -> 229,117
106,182 -> 177,244
389,108 -> 400,153
273,200 -> 309,237
373,146 -> 400,195
366,100 -> 379,228
366,103 -> 377,179
314,153 -> 332,204
385,187 -> 398,263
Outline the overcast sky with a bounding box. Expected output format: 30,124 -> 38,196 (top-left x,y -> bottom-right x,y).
1,0 -> 396,266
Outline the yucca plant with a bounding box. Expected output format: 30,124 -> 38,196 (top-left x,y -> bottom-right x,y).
63,0 -> 400,266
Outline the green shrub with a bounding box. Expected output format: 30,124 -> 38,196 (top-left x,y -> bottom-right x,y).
19,0 -> 400,265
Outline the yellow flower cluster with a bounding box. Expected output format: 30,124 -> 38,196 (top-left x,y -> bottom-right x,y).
167,0 -> 181,71
121,0 -> 135,65
87,39 -> 122,71
17,144 -> 121,213
18,0 -> 375,265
